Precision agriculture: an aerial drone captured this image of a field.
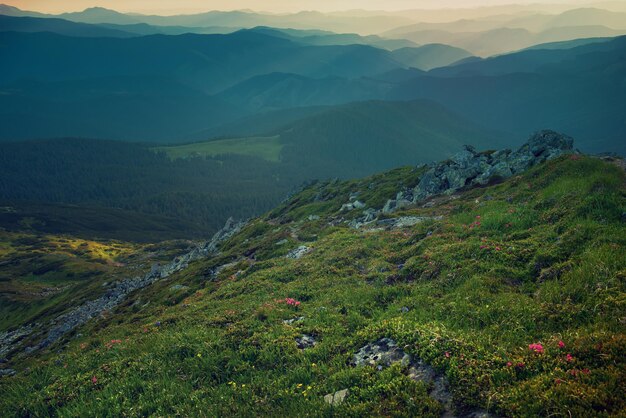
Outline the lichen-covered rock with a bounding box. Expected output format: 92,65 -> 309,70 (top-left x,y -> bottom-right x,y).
324,389 -> 349,405
353,338 -> 411,368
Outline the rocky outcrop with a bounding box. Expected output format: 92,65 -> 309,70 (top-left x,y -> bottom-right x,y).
353,338 -> 494,417
384,130 -> 574,212
0,217 -> 246,362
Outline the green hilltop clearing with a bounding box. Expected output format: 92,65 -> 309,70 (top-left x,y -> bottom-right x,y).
155,136 -> 283,162
1,149 -> 625,417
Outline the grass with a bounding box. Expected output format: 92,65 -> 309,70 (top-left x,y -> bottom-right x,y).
155,136 -> 283,162
0,155 -> 624,417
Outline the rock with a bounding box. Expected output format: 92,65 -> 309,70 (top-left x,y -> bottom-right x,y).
286,246 -> 311,259
0,368 -> 16,377
324,389 -> 349,406
353,338 -> 411,368
169,285 -> 188,292
283,316 -> 304,325
400,306 -> 410,313
412,130 -> 575,203
275,239 -> 289,246
295,334 -> 316,349
307,215 -> 320,221
376,216 -> 443,229
352,200 -> 366,209
341,203 -> 356,212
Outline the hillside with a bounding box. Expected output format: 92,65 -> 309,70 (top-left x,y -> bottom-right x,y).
0,131 -> 624,416
388,36 -> 626,155
0,138 -> 294,234
174,99 -> 503,178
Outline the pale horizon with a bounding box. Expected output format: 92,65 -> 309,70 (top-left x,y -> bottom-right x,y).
2,0 -> 621,15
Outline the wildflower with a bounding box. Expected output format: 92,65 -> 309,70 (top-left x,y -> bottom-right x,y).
516,362 -> 525,369
495,246 -> 501,251
476,215 -> 481,219
285,297 -> 301,307
566,353 -> 573,362
506,361 -> 512,367
197,353 -> 202,358
558,340 -> 565,349
582,368 -> 590,374
528,343 -> 544,354
555,378 -> 563,385
91,376 -> 98,384
445,352 -> 450,358
297,383 -> 303,388
80,343 -> 87,350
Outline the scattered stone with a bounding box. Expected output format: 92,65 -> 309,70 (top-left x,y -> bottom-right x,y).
169,285 -> 188,292
286,246 -> 311,259
275,239 -> 289,246
295,334 -> 316,349
0,368 -> 16,377
400,306 -> 410,313
307,215 -> 320,221
324,389 -> 349,406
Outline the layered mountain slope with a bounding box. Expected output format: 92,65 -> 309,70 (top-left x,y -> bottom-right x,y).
388,35 -> 626,155
1,132 -> 624,416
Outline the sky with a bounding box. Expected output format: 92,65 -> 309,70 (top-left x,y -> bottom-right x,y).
2,0 -> 613,14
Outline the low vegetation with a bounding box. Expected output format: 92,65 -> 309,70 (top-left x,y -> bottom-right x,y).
1,155 -> 624,416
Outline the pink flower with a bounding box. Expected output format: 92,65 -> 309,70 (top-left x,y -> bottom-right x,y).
566,353 -> 573,362
445,352 -> 450,358
285,298 -> 301,307
558,340 -> 565,349
516,362 -> 525,369
476,216 -> 481,219
529,343 -> 544,354
506,361 -> 512,367
495,246 -> 502,251
91,376 -> 98,384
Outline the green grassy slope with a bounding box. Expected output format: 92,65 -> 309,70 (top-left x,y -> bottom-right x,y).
1,155 -> 624,416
